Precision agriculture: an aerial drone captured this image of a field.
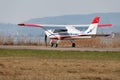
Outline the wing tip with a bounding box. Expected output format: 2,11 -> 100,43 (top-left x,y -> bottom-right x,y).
18,23 -> 25,26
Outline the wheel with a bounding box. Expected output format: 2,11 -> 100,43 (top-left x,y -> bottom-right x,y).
72,43 -> 75,47
51,43 -> 54,47
55,44 -> 58,48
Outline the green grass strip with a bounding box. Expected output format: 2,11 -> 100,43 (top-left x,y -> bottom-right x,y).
0,49 -> 120,60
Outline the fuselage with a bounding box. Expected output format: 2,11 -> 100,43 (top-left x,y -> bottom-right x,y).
45,29 -> 91,40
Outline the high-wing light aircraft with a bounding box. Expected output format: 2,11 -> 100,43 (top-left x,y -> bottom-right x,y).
18,16 -> 112,47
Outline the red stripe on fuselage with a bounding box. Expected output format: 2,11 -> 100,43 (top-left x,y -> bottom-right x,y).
49,36 -> 79,40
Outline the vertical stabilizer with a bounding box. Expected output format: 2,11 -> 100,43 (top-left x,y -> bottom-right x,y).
84,16 -> 100,34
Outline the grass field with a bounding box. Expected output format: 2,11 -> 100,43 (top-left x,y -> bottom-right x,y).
0,49 -> 120,60
0,49 -> 120,80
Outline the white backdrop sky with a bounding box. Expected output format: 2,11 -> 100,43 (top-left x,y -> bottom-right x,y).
0,0 -> 120,23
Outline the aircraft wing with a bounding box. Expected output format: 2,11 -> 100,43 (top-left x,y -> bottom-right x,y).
18,23 -> 112,28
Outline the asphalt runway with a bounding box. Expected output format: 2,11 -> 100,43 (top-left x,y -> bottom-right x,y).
0,45 -> 120,52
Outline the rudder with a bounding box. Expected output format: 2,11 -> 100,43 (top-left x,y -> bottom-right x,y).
84,16 -> 100,34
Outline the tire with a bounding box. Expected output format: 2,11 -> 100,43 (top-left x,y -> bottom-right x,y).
72,43 -> 75,47
55,44 -> 58,48
51,43 -> 54,47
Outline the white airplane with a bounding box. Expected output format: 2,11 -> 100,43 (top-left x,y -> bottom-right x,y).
18,16 -> 112,47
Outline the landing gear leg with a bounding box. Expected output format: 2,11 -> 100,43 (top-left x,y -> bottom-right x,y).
55,40 -> 60,48
50,40 -> 54,47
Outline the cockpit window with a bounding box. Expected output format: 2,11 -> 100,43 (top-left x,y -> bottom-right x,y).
53,29 -> 68,33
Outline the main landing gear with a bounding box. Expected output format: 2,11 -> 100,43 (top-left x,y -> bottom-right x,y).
72,43 -> 76,47
50,43 -> 58,48
50,43 -> 75,48
50,40 -> 59,48
70,40 -> 76,47
50,40 -> 76,48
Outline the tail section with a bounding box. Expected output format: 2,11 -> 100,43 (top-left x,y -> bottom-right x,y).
84,16 -> 100,34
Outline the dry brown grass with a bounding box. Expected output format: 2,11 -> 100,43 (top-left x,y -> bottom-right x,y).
59,38 -> 101,47
0,34 -> 120,48
4,35 -> 14,45
110,37 -> 120,48
0,35 -> 43,46
0,35 -> 4,45
59,37 -> 120,48
0,58 -> 119,80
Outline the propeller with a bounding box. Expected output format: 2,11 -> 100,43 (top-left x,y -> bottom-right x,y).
45,33 -> 47,46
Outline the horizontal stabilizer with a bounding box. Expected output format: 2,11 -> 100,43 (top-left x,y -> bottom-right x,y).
80,34 -> 110,37
98,24 -> 112,27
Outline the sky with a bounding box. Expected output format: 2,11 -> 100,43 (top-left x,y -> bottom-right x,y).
0,0 -> 120,24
